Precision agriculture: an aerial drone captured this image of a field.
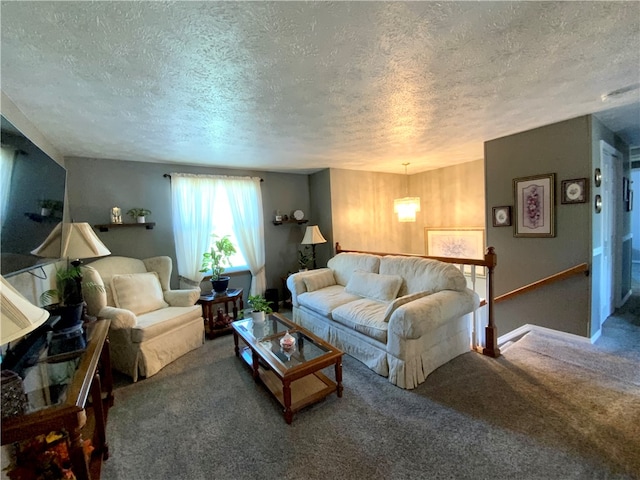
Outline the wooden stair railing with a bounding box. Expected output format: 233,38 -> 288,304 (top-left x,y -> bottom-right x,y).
494,263 -> 589,304
335,243 -> 500,358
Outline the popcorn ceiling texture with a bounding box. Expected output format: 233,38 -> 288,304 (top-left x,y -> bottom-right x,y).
1,1 -> 638,173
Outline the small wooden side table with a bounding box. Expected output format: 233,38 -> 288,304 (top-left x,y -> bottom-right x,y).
198,288 -> 244,339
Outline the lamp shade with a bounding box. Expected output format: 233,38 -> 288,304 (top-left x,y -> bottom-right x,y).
31,222 -> 111,260
1,276 -> 49,344
301,225 -> 327,245
394,197 -> 421,222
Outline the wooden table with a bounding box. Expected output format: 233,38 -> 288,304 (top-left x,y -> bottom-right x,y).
197,288 -> 244,339
232,313 -> 343,424
1,319 -> 113,480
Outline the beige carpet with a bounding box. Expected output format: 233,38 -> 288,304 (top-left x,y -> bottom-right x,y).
421,329 -> 640,478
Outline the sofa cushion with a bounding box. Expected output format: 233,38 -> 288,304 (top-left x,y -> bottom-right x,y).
111,272 -> 169,315
132,305 -> 202,343
303,269 -> 336,292
379,256 -> 467,296
345,271 -> 402,302
382,291 -> 432,322
332,298 -> 388,343
297,285 -> 361,317
327,253 -> 380,286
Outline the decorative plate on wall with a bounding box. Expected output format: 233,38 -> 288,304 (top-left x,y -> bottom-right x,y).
293,210 -> 304,220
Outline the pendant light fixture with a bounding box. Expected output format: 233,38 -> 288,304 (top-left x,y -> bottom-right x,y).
393,163 -> 421,222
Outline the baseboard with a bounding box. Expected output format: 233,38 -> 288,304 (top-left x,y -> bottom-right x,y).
498,324 -> 594,347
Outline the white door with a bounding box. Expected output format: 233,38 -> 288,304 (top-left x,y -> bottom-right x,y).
599,141 -> 621,325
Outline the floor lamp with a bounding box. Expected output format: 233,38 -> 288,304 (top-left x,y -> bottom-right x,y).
301,225 -> 327,269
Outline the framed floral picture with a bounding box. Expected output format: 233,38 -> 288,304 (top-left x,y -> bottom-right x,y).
513,173 -> 555,237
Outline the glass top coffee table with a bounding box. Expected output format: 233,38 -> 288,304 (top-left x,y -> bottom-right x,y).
232,312 -> 343,424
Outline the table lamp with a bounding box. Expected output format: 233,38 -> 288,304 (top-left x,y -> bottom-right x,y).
1,275 -> 50,345
301,225 -> 327,269
31,222 -> 110,326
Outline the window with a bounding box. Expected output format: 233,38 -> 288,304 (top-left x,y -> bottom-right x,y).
170,173 -> 266,295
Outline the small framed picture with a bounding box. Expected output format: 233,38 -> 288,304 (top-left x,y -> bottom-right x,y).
623,177 -> 629,202
492,206 -> 512,227
561,178 -> 588,204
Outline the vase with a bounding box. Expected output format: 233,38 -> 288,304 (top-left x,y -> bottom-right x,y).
211,276 -> 230,295
251,311 -> 265,322
136,216 -> 145,223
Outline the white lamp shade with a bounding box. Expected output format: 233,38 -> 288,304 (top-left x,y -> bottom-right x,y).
31,222 -> 111,259
1,276 -> 50,344
301,225 -> 327,245
394,197 -> 421,222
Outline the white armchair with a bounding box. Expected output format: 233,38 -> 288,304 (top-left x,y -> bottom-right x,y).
82,256 -> 204,381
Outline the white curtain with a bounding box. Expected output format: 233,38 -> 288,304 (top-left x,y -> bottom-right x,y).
170,173 -> 265,293
225,176 -> 266,295
0,146 -> 16,228
170,173 -> 223,285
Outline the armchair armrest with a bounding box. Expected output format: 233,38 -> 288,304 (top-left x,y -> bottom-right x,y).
164,289 -> 200,307
388,289 -> 479,340
98,306 -> 137,330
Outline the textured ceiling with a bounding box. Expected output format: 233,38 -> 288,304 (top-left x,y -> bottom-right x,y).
1,1 -> 639,174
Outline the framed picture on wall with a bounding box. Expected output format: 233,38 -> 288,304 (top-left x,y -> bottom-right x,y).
424,228 -> 485,259
492,206 -> 512,227
513,173 -> 556,237
560,178 -> 588,204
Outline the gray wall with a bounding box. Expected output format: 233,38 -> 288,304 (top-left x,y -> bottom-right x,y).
64,157 -> 311,304
485,115 -> 631,338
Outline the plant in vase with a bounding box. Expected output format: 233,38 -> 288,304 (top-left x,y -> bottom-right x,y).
126,207 -> 151,223
199,234 -> 237,295
247,294 -> 273,322
40,262 -> 104,330
297,247 -> 312,271
37,199 -> 62,217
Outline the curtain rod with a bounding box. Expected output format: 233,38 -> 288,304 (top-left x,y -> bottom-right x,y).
163,173 -> 263,182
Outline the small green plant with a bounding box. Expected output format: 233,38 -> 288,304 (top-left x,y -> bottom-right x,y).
297,247 -> 312,270
199,234 -> 237,280
37,199 -> 63,211
126,208 -> 151,218
248,294 -> 273,314
40,263 -> 104,307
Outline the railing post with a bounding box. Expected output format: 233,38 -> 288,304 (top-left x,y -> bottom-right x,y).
483,246 -> 501,358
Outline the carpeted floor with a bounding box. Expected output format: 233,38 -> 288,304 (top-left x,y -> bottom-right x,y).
101,307 -> 639,480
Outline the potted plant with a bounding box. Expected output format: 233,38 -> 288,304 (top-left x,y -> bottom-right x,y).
37,199 -> 62,217
199,234 -> 237,295
247,294 -> 273,322
298,247 -> 312,271
40,262 -> 104,330
126,208 -> 151,223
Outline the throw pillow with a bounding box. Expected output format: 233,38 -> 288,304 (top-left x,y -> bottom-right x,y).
303,269 -> 336,292
111,272 -> 168,315
382,291 -> 432,323
345,270 -> 402,302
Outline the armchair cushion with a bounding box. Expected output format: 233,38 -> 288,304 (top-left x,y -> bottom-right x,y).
111,272 -> 168,315
303,269 -> 336,292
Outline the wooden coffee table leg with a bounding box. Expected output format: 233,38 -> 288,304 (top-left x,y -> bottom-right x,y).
233,332 -> 240,357
283,380 -> 293,424
335,357 -> 343,398
251,350 -> 260,381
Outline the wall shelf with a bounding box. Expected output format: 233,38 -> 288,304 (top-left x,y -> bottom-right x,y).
94,222 -> 156,232
272,219 -> 308,226
24,212 -> 62,223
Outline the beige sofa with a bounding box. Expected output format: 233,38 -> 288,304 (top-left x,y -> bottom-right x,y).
82,256 -> 204,381
287,252 -> 479,389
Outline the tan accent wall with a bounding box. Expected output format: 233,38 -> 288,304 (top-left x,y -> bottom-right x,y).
326,160 -> 485,255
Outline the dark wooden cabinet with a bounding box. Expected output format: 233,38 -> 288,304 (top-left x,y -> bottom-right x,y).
1,319 -> 113,480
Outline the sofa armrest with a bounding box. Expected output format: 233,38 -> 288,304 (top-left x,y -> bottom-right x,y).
286,269 -> 333,307
98,306 -> 137,330
388,289 -> 479,340
164,289 -> 200,307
